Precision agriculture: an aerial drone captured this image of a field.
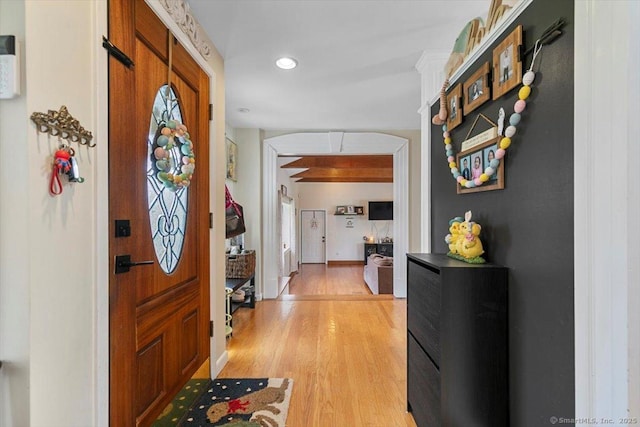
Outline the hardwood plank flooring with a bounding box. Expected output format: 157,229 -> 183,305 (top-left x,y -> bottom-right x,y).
285,263 -> 373,296
219,265 -> 417,426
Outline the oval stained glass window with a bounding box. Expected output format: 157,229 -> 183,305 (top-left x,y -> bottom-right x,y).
147,85 -> 188,274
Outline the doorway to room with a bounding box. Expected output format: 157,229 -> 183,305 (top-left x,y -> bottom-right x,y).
300,210 -> 326,264
262,132 -> 409,299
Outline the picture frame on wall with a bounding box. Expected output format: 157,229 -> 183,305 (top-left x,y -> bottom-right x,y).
347,205 -> 355,214
456,136 -> 504,194
446,83 -> 463,131
463,62 -> 491,115
492,25 -> 523,100
226,138 -> 238,181
336,206 -> 346,214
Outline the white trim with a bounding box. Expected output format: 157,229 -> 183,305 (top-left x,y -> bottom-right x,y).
627,1 -> 640,415
213,351 -> 229,377
415,51 -> 449,252
392,140 -> 409,298
94,1 -> 109,426
419,111 -> 432,253
428,0 -> 533,105
262,132 -> 409,299
262,144 -> 279,299
575,0 -> 640,421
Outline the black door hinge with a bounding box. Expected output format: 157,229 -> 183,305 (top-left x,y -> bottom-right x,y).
209,320 -> 214,337
102,36 -> 134,69
209,104 -> 213,121
209,212 -> 213,229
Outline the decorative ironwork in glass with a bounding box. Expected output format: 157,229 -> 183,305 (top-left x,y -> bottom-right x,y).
147,85 -> 188,274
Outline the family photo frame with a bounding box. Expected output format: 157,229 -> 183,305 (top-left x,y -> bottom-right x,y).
456,136 -> 504,194
446,83 -> 463,131
492,25 -> 523,100
463,62 -> 491,115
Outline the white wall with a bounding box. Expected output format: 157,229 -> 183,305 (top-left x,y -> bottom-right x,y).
295,183 -> 393,261
0,1 -> 30,426
1,1 -> 228,425
0,1 -> 100,425
232,128 -> 264,298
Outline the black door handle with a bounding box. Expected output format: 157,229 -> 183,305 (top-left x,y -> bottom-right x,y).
115,255 -> 154,274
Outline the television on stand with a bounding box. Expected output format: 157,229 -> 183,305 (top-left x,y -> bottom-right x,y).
368,201 -> 393,220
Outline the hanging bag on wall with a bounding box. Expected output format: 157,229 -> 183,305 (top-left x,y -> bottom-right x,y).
225,185 -> 246,238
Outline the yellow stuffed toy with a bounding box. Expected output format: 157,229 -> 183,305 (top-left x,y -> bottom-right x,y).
444,216 -> 464,254
447,211 -> 485,263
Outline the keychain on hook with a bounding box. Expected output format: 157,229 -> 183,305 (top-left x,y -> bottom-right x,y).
50,143 -> 84,196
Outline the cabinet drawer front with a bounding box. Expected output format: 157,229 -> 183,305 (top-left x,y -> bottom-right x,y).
365,244 -> 377,257
378,244 -> 393,256
407,260 -> 441,365
408,333 -> 441,427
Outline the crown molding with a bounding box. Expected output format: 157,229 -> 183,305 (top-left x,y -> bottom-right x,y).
158,0 -> 213,61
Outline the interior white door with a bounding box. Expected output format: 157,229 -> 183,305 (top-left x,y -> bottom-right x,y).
300,210 -> 326,264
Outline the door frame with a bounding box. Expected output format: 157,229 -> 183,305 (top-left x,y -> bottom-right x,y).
96,1 -> 219,425
262,132 -> 409,299
299,209 -> 327,264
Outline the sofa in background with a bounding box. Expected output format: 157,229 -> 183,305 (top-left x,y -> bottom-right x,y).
364,254 -> 393,294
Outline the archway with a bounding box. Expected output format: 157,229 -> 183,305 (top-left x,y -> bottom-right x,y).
262,131 -> 409,299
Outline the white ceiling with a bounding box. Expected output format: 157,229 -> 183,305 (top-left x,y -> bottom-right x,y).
188,0 -> 491,131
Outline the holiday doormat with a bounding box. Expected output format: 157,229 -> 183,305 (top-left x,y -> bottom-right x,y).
180,378 -> 293,426
154,379 -> 209,427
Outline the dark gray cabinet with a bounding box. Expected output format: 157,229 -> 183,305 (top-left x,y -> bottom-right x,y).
364,242 -> 393,263
407,253 -> 508,427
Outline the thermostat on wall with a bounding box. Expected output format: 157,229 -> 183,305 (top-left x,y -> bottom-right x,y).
0,35 -> 20,99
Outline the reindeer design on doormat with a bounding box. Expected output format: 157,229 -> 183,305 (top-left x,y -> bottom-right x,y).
206,378 -> 290,426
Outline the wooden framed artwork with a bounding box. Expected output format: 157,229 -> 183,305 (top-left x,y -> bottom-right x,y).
226,138 -> 237,181
492,25 -> 522,100
463,62 -> 491,115
446,83 -> 463,131
456,136 -> 504,194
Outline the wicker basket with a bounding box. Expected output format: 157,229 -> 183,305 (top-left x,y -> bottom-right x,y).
225,250 -> 256,278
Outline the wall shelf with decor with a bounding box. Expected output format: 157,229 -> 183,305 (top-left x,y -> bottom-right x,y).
335,205 -> 364,215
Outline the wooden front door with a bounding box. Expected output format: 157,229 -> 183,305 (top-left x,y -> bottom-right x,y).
108,0 -> 210,425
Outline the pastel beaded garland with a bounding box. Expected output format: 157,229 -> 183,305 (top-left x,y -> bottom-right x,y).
444,68 -> 537,189
152,119 -> 196,191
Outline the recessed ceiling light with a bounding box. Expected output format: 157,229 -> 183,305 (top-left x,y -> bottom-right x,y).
275,57 -> 298,70
238,108 -> 250,113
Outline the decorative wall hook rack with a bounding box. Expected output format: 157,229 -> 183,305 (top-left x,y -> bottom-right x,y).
523,18 -> 566,58
30,105 -> 94,147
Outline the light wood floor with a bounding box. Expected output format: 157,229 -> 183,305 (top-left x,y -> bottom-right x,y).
218,264 -> 417,426
284,263 -> 372,296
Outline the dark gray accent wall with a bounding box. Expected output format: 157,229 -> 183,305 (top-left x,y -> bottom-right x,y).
429,1 -> 574,425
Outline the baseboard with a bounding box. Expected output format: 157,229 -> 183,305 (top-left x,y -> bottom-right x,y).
327,260 -> 364,266
213,351 -> 229,377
